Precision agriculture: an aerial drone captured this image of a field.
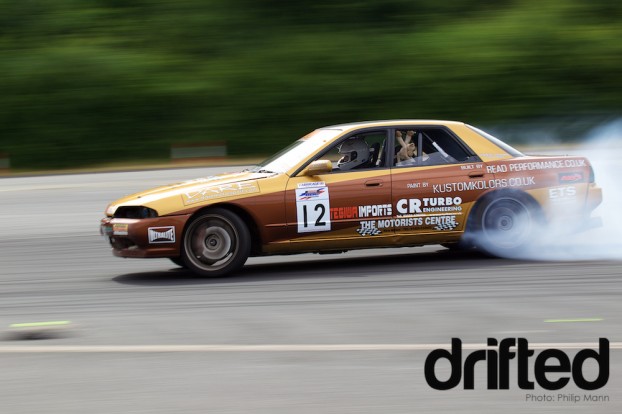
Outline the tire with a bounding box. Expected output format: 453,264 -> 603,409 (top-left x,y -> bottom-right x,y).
169,257 -> 187,268
470,193 -> 541,256
181,208 -> 251,277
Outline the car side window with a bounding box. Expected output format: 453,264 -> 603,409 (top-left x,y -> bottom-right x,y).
394,128 -> 477,167
316,131 -> 388,172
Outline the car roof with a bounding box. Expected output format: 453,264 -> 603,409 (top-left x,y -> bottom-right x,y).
320,119 -> 465,132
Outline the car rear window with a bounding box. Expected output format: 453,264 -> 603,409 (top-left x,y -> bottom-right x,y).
466,124 -> 524,157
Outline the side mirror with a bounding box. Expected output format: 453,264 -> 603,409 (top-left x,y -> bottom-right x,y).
305,160 -> 332,176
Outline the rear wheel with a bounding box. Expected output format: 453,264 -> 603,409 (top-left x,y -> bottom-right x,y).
181,208 -> 251,277
471,194 -> 541,256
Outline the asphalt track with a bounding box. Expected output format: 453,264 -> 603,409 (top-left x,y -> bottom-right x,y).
0,166 -> 620,413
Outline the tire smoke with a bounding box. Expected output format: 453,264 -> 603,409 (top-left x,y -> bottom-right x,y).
499,119 -> 622,261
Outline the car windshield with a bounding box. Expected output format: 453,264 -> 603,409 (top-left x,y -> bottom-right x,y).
252,128 -> 343,173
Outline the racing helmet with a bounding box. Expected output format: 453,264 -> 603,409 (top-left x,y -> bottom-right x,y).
337,138 -> 370,170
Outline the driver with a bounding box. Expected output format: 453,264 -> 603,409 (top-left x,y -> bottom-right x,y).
337,137 -> 370,170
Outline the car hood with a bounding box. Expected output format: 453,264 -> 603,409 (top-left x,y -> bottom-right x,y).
106,170 -> 277,216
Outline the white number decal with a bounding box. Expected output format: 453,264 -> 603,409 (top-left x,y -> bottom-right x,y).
295,186 -> 331,233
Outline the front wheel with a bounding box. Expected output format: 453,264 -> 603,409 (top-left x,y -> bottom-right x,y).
181,208 -> 251,277
471,194 -> 541,256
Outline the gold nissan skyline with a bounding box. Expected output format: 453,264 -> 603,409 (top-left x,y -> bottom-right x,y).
101,120 -> 602,276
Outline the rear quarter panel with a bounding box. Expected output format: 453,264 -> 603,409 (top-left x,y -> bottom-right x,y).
485,156 -> 595,222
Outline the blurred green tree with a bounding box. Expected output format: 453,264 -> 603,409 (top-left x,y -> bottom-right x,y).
0,0 -> 620,168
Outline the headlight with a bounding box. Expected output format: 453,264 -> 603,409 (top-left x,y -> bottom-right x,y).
113,206 -> 158,219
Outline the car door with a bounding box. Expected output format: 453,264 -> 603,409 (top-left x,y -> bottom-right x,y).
389,125 -> 493,243
285,129 -> 394,252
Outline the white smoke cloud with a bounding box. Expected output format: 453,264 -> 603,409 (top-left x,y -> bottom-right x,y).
499,118 -> 622,261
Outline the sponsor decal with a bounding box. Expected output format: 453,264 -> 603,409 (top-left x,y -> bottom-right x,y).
148,226 -> 176,243
295,185 -> 331,233
559,172 -> 584,183
461,164 -> 483,170
407,182 -> 430,189
486,164 -> 508,174
428,215 -> 459,231
424,338 -> 609,391
358,204 -> 392,218
433,177 -> 535,194
373,215 -> 460,231
548,186 -> 577,204
170,173 -> 248,189
297,188 -> 326,201
352,199 -> 463,234
112,223 -> 129,236
330,206 -> 358,220
508,159 -> 586,172
298,181 -> 326,188
357,228 -> 382,236
182,181 -> 260,205
356,220 -> 382,236
377,217 -> 423,229
396,197 -> 463,214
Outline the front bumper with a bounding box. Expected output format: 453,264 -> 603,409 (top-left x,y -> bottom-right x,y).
100,214 -> 191,258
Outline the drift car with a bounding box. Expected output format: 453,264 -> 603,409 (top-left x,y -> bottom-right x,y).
101,120 -> 602,276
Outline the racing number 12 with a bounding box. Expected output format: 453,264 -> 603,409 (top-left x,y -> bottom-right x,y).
302,203 -> 326,228
296,186 -> 331,233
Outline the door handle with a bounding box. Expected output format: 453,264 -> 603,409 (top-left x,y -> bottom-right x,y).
468,172 -> 485,178
365,179 -> 383,187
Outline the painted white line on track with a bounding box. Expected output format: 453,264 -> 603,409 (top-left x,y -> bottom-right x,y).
0,342 -> 619,353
